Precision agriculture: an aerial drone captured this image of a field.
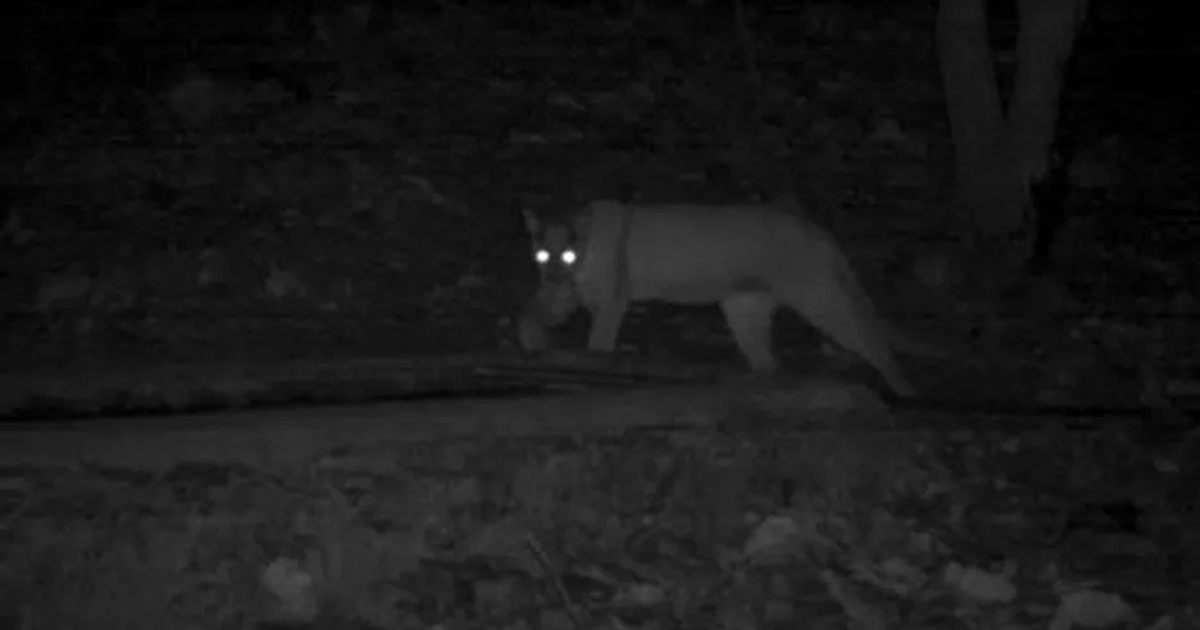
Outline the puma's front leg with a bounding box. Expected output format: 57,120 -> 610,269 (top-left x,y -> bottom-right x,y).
586,302 -> 628,353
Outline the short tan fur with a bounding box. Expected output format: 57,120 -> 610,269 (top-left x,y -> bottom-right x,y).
520,199 -> 915,396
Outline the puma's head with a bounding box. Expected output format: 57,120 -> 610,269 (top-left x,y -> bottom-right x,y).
521,209 -> 584,326
522,209 -> 582,286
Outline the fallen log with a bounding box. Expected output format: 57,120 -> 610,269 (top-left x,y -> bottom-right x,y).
0,376 -> 887,471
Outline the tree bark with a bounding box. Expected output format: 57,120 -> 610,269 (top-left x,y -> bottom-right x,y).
937,0 -> 1003,234
1004,0 -> 1089,199
938,0 -> 1088,255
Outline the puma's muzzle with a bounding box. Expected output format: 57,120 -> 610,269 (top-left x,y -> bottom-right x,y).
525,281 -> 580,327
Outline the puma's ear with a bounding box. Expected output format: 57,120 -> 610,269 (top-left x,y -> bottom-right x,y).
521,209 -> 540,236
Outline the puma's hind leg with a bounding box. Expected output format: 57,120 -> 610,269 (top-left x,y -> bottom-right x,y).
720,293 -> 779,373
772,270 -> 915,396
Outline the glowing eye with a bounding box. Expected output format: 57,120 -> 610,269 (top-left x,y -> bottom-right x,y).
534,249 -> 550,264
561,250 -> 577,265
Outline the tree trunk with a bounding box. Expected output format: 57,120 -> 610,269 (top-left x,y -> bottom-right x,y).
937,0 -> 1003,235
938,0 -> 1088,257
1003,0 -> 1089,204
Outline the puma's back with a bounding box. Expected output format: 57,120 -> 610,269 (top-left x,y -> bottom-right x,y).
616,203 -> 835,303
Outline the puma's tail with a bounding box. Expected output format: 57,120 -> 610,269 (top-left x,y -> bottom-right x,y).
829,251 -> 917,397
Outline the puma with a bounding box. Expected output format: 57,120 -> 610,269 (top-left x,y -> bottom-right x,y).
518,198 -> 917,397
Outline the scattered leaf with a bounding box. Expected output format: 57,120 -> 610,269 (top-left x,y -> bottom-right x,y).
944,562 -> 1018,604
261,557 -> 320,622
742,515 -> 803,564
1050,590 -> 1137,630
264,260 -> 306,299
